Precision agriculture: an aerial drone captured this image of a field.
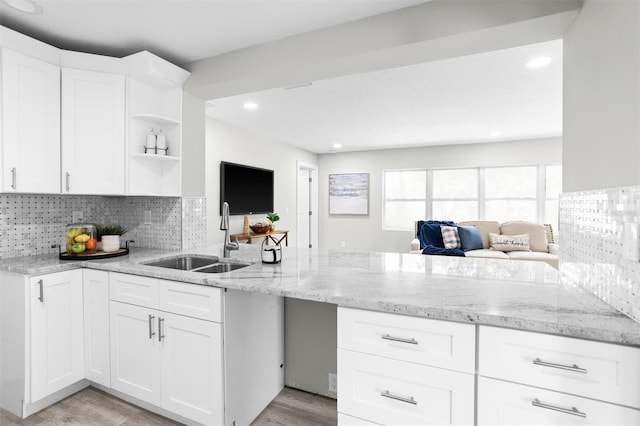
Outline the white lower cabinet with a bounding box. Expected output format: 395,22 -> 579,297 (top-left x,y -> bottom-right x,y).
478,377 -> 640,426
338,349 -> 474,425
83,269 -> 110,387
337,307 -> 476,426
29,270 -> 84,402
160,311 -> 223,424
338,413 -> 381,425
109,273 -> 224,425
110,301 -> 161,405
478,325 -> 640,426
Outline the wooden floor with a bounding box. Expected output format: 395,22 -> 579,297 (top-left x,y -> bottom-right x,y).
0,386 -> 337,426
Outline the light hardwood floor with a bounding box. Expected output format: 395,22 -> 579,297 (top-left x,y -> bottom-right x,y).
0,387 -> 337,426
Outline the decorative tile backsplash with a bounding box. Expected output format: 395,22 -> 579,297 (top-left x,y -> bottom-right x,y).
559,186 -> 640,323
0,195 -> 207,259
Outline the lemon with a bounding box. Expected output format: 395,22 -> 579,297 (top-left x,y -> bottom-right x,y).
74,233 -> 90,243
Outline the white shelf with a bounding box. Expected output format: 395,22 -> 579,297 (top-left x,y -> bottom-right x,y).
132,153 -> 180,162
131,114 -> 180,126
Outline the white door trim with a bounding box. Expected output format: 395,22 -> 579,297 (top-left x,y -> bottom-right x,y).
297,161 -> 319,249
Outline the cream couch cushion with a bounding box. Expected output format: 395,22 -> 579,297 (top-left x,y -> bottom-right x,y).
464,249 -> 510,260
500,221 -> 549,253
506,251 -> 558,269
457,221 -> 500,249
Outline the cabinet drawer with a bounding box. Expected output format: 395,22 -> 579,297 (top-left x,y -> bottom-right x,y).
109,272 -> 158,308
479,326 -> 640,409
338,307 -> 475,373
158,280 -> 221,322
478,377 -> 640,426
338,413 -> 381,425
338,349 -> 474,426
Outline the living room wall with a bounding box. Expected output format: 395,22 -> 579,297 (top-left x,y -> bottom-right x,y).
205,118 -> 317,244
318,137 -> 562,253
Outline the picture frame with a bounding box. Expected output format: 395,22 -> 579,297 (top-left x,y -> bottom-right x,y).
329,173 -> 369,215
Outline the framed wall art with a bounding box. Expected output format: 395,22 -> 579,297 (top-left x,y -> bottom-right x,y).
329,173 -> 369,215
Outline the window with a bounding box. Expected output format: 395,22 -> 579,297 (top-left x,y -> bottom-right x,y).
383,165 -> 562,231
383,170 -> 426,230
432,169 -> 478,222
485,166 -> 537,223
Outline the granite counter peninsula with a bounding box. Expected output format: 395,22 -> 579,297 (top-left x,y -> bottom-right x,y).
2,246 -> 640,425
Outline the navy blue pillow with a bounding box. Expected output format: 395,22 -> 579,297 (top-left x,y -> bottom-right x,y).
458,225 -> 483,251
417,220 -> 456,249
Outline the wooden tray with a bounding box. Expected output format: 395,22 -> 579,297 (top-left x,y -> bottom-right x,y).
59,248 -> 129,260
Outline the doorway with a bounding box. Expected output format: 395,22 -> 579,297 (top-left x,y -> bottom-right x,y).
297,161 -> 319,248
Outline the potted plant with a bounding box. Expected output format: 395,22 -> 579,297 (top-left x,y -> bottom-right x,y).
266,213 -> 280,231
97,224 -> 127,253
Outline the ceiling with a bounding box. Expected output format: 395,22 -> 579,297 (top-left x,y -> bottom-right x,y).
0,0 -> 426,66
207,39 -> 563,153
1,0 -> 563,154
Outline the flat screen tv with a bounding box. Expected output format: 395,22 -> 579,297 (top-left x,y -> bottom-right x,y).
220,161 -> 274,215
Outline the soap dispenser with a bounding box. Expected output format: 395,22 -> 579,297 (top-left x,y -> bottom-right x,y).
156,129 -> 167,155
145,129 -> 156,154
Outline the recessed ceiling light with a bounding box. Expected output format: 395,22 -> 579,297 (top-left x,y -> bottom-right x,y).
332,143 -> 342,149
526,57 -> 552,68
490,131 -> 502,137
1,0 -> 42,14
243,102 -> 258,110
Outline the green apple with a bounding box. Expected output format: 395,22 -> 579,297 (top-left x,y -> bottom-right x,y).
71,243 -> 86,254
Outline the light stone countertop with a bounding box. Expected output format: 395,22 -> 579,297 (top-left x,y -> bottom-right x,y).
2,244 -> 639,346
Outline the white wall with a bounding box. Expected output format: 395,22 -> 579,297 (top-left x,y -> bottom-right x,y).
205,118 -> 317,244
563,0 -> 640,192
318,138 -> 562,252
181,92 -> 206,197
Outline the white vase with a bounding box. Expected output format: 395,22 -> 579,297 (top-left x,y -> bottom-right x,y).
102,235 -> 120,252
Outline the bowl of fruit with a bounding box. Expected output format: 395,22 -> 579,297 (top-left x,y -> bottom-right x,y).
66,223 -> 98,255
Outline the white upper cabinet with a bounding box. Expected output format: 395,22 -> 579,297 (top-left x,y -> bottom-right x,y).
124,51 -> 190,197
61,68 -> 125,194
1,48 -> 61,193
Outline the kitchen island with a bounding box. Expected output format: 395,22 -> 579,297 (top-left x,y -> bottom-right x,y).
1,246 -> 640,425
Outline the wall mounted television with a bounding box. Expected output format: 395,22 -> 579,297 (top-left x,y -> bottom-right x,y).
220,161 -> 274,215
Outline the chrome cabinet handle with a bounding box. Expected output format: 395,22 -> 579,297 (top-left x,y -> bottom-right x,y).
381,334 -> 419,345
533,358 -> 587,374
11,167 -> 16,189
37,279 -> 44,303
380,390 -> 417,405
65,172 -> 70,192
148,315 -> 155,339
158,317 -> 165,342
532,398 -> 586,418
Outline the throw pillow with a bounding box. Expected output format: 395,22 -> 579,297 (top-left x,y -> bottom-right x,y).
458,225 -> 484,251
440,225 -> 461,249
489,233 -> 531,252
417,220 -> 456,248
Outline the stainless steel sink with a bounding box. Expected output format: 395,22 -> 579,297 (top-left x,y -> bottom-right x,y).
196,262 -> 250,273
143,255 -> 220,271
142,255 -> 252,273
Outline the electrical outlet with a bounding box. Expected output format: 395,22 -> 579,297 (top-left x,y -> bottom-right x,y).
144,210 -> 152,224
340,241 -> 346,248
328,373 -> 337,393
72,211 -> 84,222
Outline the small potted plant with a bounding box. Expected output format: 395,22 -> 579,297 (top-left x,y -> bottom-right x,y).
266,212 -> 280,231
97,224 -> 127,253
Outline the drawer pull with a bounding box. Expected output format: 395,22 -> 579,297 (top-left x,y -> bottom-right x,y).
380,390 -> 417,405
381,334 -> 419,345
148,315 -> 156,339
533,358 -> 587,374
532,398 -> 586,418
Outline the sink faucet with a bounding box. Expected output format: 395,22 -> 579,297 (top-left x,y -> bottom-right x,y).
220,201 -> 239,258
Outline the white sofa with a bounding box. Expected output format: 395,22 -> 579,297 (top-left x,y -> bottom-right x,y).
411,220 -> 559,268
